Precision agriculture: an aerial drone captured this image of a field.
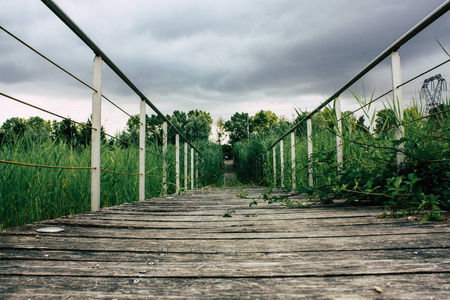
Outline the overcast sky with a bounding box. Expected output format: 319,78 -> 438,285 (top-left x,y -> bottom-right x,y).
1,0 -> 450,135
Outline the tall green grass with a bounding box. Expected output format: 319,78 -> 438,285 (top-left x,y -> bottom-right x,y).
234,97 -> 450,219
0,136 -> 223,229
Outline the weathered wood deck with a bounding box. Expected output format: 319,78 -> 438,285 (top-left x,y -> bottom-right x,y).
1,187 -> 449,299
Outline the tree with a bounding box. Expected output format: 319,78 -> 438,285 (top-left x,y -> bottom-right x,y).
165,110 -> 212,143
1,117 -> 27,141
166,110 -> 187,143
118,114 -> 164,147
215,117 -> 227,145
52,119 -> 79,145
428,103 -> 449,129
185,110 -> 213,141
270,115 -> 291,136
224,112 -> 252,144
78,118 -> 92,147
185,114 -> 211,141
356,115 -> 369,134
293,109 -> 309,138
188,110 -> 213,125
252,110 -> 278,135
375,108 -> 396,134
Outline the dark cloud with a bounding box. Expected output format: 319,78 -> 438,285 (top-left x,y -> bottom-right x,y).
1,0 -> 449,133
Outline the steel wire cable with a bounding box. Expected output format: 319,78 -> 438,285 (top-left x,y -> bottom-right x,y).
0,92 -> 96,131
41,0 -> 202,156
101,94 -> 134,119
304,89 -> 392,142
342,58 -> 450,124
307,58 -> 450,143
100,168 -> 140,176
0,25 -> 95,92
1,93 -> 164,158
1,25 -> 137,122
103,131 -> 164,158
344,154 -> 450,171
100,169 -> 168,178
2,95 -> 163,158
307,106 -> 450,158
397,57 -> 450,89
0,159 -> 94,170
270,55 -> 450,155
1,25 -> 202,189
283,108 -> 450,177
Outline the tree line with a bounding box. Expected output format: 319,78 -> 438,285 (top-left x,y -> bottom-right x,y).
0,110 -> 213,147
1,106 -> 433,147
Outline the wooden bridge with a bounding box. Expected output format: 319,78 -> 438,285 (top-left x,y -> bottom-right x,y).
1,187 -> 449,299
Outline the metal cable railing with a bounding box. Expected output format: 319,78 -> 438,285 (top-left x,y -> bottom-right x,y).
268,0 -> 450,150
1,0 -> 208,229
260,1 -> 450,193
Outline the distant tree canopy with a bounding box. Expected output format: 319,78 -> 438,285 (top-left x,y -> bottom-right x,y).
118,114 -> 164,147
291,108 -> 368,138
118,109 -> 213,147
6,105 -> 433,149
224,112 -> 251,144
0,110 -> 212,148
224,110 -> 293,144
252,110 -> 278,135
0,116 -> 102,147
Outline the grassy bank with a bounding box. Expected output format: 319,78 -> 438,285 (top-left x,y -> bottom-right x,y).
0,137 -> 223,229
233,97 -> 450,220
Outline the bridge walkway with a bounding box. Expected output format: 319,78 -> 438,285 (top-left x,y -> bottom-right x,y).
1,187 -> 449,299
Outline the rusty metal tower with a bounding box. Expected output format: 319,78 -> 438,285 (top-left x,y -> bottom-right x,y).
420,74 -> 447,112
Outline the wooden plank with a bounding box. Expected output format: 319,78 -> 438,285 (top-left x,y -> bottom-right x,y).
2,223 -> 447,239
1,233 -> 449,253
1,274 -> 449,299
0,187 -> 449,299
0,247 -> 446,263
1,256 -> 449,277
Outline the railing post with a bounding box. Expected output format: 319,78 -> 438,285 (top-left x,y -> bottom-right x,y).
202,157 -> 205,186
184,142 -> 188,191
195,152 -> 199,188
307,118 -> 314,187
175,134 -> 180,194
272,147 -> 277,187
291,131 -> 296,191
191,147 -> 194,190
139,99 -> 146,201
260,154 -> 264,181
162,121 -> 168,195
260,155 -> 263,178
91,55 -> 102,212
280,140 -> 284,188
335,97 -> 343,176
391,51 -> 405,171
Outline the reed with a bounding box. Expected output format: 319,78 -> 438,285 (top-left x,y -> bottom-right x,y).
0,136 -> 223,228
234,96 -> 450,218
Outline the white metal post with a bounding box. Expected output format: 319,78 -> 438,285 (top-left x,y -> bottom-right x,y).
184,142 -> 188,191
272,147 -> 277,187
280,140 -> 284,188
162,121 -> 167,195
191,147 -> 194,190
91,55 -> 102,212
201,157 -> 205,186
335,97 -> 343,176
175,134 -> 180,194
307,118 -> 314,187
291,131 -> 296,191
195,152 -> 199,188
391,51 -> 405,170
139,99 -> 146,201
